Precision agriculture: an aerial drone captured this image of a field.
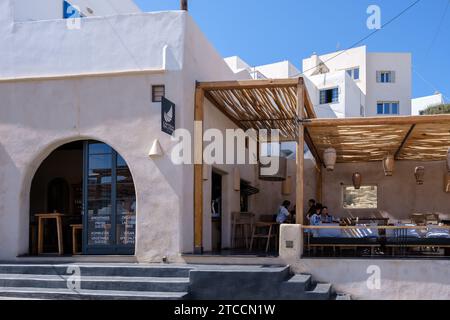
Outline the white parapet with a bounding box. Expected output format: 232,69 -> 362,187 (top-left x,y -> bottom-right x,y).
279,224 -> 303,263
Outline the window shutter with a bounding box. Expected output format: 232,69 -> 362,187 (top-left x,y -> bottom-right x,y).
376,71 -> 381,83
391,71 -> 396,83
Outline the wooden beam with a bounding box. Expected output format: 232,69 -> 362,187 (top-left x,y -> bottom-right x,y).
296,80 -> 305,225
304,128 -> 325,169
197,78 -> 299,90
394,124 -> 416,160
239,118 -> 296,122
304,88 -> 317,119
316,166 -> 323,203
194,86 -> 204,254
304,115 -> 450,127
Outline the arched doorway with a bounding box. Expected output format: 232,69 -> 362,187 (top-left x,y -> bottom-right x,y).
30,140 -> 136,255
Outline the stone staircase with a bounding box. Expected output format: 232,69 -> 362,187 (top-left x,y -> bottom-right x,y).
0,263 -> 350,300
189,265 -> 350,300
0,264 -> 191,300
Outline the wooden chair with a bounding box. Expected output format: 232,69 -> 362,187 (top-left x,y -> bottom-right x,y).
231,212 -> 254,249
426,213 -> 440,225
249,222 -> 277,253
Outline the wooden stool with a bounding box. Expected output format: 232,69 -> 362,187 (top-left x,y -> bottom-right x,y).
71,224 -> 83,255
231,212 -> 254,249
36,213 -> 66,256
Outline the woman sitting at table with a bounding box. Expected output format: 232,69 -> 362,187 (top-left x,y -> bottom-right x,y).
276,200 -> 291,224
308,203 -> 322,226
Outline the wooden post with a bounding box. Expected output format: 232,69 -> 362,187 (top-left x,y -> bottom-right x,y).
194,85 -> 204,254
180,0 -> 188,11
296,79 -> 305,225
316,166 -> 322,203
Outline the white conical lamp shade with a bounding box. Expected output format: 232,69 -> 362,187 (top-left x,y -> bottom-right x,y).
149,139 -> 164,157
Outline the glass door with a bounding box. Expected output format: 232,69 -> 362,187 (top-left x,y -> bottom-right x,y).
83,141 -> 135,255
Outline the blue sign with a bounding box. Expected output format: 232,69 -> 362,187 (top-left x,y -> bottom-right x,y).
63,0 -> 82,19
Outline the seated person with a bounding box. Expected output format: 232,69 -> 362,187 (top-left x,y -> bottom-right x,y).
306,199 -> 316,219
321,206 -> 337,223
276,200 -> 291,224
308,204 -> 322,226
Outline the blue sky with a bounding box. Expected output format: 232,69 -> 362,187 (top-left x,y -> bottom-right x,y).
135,0 -> 450,100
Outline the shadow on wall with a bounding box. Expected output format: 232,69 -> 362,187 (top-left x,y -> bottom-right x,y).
0,142 -> 20,256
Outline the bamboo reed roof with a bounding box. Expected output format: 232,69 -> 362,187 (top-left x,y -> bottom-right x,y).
305,115 -> 450,164
198,79 -> 450,164
197,78 -> 315,141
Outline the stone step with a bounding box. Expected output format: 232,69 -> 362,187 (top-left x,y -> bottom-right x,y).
278,274 -> 312,299
305,283 -> 333,300
189,265 -> 291,300
0,264 -> 191,278
0,274 -> 189,292
0,287 -> 188,300
335,293 -> 352,300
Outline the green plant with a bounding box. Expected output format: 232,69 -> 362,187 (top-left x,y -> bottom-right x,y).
420,104 -> 450,115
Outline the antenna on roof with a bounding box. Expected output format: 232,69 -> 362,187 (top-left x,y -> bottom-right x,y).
181,0 -> 188,11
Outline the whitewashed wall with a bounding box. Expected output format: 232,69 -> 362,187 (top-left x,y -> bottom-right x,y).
366,52 -> 412,116
13,0 -> 140,22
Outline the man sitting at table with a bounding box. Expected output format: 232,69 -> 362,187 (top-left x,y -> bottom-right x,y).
321,206 -> 337,223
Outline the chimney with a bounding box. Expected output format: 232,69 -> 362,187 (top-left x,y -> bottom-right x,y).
180,0 -> 188,11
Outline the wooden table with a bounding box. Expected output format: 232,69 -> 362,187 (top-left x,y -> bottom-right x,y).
350,217 -> 390,225
35,213 -> 66,256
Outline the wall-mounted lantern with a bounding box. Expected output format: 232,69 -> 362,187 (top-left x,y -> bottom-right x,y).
234,167 -> 241,191
445,173 -> 450,193
149,139 -> 163,157
282,176 -> 292,195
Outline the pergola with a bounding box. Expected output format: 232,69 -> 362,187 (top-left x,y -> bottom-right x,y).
193,77 -> 450,253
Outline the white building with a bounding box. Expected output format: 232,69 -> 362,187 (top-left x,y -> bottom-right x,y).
228,46 -> 413,118
303,46 -> 412,118
1,0 -> 450,301
0,0 -> 301,261
13,0 -> 140,21
412,92 -> 445,115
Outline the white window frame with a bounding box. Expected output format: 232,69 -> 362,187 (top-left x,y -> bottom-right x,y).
319,87 -> 340,105
346,67 -> 360,80
377,71 -> 396,83
377,101 -> 400,115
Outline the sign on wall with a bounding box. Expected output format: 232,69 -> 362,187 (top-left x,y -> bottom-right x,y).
161,97 -> 176,135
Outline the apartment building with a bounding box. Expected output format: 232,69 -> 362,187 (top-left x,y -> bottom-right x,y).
227,46 -> 413,118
